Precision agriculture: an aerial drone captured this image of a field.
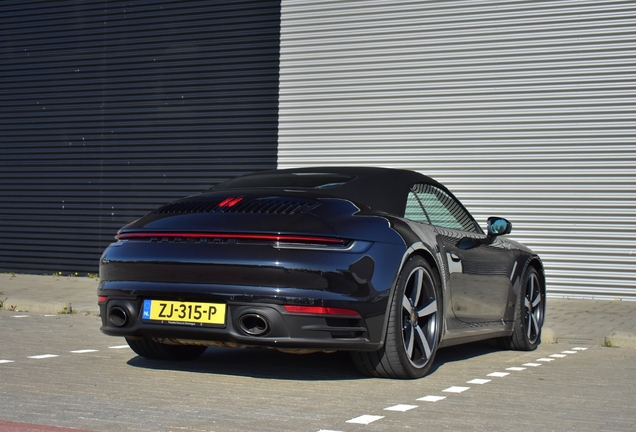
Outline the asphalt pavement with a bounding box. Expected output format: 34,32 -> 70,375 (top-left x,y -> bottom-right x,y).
1,273 -> 635,349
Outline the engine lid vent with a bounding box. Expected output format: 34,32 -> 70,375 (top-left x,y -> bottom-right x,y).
216,197 -> 319,215
155,197 -> 319,215
155,200 -> 222,214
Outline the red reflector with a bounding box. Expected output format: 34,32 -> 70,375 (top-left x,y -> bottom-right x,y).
97,295 -> 108,304
218,196 -> 243,208
283,305 -> 360,317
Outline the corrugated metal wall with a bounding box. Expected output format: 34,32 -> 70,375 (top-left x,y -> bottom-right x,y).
278,0 -> 636,299
0,0 -> 280,273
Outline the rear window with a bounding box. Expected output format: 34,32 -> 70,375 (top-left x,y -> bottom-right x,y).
215,173 -> 355,190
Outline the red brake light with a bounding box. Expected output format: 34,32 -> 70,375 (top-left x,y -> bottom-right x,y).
115,232 -> 345,245
283,305 -> 361,317
97,295 -> 108,304
217,196 -> 243,208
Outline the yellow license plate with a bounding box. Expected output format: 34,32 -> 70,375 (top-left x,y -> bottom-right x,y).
142,299 -> 226,325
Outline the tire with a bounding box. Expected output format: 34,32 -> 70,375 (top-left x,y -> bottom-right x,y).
126,337 -> 207,361
498,267 -> 545,351
352,256 -> 441,379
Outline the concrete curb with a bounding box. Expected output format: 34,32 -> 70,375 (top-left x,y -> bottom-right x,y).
541,327 -> 558,344
0,273 -> 99,314
605,331 -> 636,349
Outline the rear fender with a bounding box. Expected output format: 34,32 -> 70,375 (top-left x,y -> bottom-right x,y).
376,240 -> 445,350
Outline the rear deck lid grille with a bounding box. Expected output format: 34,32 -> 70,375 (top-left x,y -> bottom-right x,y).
155,197 -> 319,215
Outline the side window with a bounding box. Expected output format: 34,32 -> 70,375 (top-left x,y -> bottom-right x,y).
405,183 -> 479,233
404,191 -> 430,223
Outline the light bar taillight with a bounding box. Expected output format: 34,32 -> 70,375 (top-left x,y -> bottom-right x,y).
115,232 -> 346,245
283,305 -> 361,317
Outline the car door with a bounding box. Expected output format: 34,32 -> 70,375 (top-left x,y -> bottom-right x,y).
406,183 -> 512,323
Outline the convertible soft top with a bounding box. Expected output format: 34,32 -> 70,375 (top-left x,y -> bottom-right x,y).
215,166 -> 446,216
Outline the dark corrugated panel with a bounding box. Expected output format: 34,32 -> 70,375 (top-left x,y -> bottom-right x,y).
0,0 -> 280,273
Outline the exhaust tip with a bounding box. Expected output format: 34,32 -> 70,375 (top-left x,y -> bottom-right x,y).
108,306 -> 128,327
238,313 -> 270,336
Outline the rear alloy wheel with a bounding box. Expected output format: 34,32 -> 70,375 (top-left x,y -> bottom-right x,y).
499,267 -> 544,351
352,256 -> 441,379
126,337 -> 207,361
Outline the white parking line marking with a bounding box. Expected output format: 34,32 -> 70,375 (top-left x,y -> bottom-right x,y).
108,345 -> 130,349
28,354 -> 59,359
44,314 -> 57,317
317,348 -> 589,432
345,415 -> 384,425
71,349 -> 99,354
12,315 -> 28,318
0,360 -> 15,364
330,345 -> 587,432
487,372 -> 510,377
384,404 -> 417,412
417,395 -> 446,402
467,378 -> 491,384
443,386 -> 470,393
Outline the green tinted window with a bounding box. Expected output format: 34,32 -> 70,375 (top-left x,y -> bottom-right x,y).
404,183 -> 478,232
405,191 -> 430,223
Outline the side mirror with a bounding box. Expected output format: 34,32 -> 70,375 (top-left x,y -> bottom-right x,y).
456,217 -> 512,250
487,217 -> 512,237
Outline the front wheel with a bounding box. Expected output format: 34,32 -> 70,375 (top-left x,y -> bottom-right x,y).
352,256 -> 441,379
499,266 -> 545,351
126,337 -> 207,361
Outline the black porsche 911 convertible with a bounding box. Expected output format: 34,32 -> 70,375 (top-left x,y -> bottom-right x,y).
98,167 -> 545,379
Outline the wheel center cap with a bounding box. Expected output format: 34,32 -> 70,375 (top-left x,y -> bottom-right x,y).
410,310 -> 417,325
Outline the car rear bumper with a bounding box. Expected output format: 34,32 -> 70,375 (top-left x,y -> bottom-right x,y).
99,291 -> 383,351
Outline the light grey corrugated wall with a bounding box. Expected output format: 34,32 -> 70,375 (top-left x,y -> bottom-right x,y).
278,0 -> 636,300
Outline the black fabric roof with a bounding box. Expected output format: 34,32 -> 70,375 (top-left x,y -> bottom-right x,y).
215,167 -> 446,216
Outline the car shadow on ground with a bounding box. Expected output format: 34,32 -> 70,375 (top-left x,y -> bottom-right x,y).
429,339 -> 501,375
127,339 -> 502,381
128,348 -> 363,380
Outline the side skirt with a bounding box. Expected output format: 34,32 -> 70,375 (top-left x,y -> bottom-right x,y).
439,327 -> 513,349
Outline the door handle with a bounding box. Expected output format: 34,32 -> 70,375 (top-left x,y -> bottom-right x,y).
450,252 -> 461,262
